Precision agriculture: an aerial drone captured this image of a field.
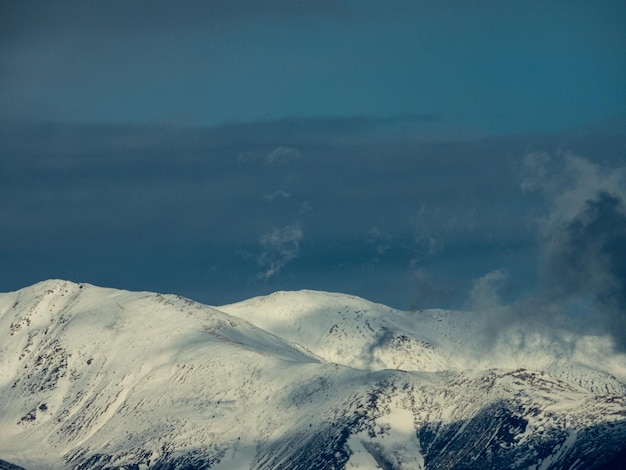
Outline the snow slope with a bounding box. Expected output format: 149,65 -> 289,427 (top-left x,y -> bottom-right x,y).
220,290 -> 626,393
0,280 -> 625,469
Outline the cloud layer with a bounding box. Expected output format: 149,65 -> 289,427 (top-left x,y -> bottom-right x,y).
1,118 -> 624,319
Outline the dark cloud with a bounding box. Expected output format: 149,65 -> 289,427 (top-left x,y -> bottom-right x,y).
545,191 -> 626,299
213,114 -> 448,146
543,190 -> 626,347
0,0 -> 349,44
1,117 -> 625,309
468,153 -> 626,352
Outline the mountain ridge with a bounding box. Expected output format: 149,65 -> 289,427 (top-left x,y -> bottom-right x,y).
1,280 -> 625,469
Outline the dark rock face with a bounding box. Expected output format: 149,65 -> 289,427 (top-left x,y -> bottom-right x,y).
418,402 -> 626,470
0,460 -> 27,470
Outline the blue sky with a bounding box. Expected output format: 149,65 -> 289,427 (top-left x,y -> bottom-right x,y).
1,0 -> 626,343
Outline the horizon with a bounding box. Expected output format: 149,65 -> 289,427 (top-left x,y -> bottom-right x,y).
1,2 -> 625,345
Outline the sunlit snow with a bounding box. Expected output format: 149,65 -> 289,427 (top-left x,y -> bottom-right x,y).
0,280 -> 624,469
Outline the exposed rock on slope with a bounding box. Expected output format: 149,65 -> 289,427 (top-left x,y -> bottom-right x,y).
0,280 -> 625,469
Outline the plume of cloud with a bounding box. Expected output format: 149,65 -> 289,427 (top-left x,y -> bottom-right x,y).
464,269 -> 509,312
519,153 -> 626,350
257,223 -> 303,279
412,205 -> 444,259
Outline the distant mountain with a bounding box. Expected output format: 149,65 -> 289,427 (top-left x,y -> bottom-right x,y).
1,280 -> 624,469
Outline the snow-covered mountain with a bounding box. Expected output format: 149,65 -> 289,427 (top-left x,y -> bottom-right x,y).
1,280 -> 625,469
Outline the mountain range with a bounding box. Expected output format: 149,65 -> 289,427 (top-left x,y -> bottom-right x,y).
1,280 -> 625,469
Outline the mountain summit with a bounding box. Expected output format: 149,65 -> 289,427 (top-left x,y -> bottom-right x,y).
1,280 -> 625,469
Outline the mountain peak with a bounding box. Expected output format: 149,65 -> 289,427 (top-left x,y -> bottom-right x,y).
1,281 -> 624,469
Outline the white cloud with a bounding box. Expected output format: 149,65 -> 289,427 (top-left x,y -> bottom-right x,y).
263,190 -> 291,202
257,223 -> 303,279
366,227 -> 392,254
265,146 -> 301,165
464,269 -> 509,312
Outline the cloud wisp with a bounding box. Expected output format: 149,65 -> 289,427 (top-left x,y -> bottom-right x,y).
265,146 -> 301,165
257,223 -> 304,280
464,269 -> 510,313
